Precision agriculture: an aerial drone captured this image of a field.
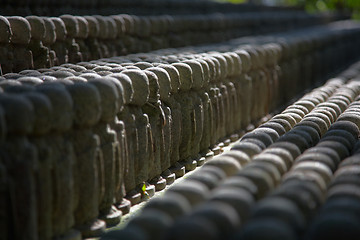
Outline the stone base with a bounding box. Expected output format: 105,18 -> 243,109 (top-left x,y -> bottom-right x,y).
77,219 -> 106,239
170,163 -> 186,178
224,138 -> 231,146
230,133 -> 239,142
145,183 -> 156,198
246,124 -> 255,132
197,157 -> 206,166
183,158 -> 197,171
100,205 -> 122,227
125,190 -> 142,206
212,146 -> 221,155
205,150 -> 214,159
162,172 -> 176,185
150,176 -> 167,191
56,229 -> 82,240
116,198 -> 131,215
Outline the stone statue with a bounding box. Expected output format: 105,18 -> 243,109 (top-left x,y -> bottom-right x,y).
7,16 -> 34,72
89,78 -> 122,226
0,16 -> 13,74
66,82 -> 106,237
60,15 -> 82,63
50,17 -> 68,65
26,16 -> 49,69
110,73 -> 134,213
0,94 -> 38,240
42,17 -> 57,68
121,70 -> 150,204
36,83 -> 81,240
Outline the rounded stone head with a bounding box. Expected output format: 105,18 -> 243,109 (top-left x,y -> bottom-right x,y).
196,58 -> 210,86
201,57 -> 217,83
7,16 -> 31,45
0,16 -> 12,43
235,50 -> 251,73
84,16 -> 99,38
109,73 -> 134,105
147,67 -> 171,101
143,70 -> 160,103
172,63 -> 192,91
93,15 -> 108,40
75,16 -> 89,39
183,60 -> 204,90
111,15 -> 125,37
0,93 -> 34,135
106,77 -> 125,113
42,17 -> 56,45
121,70 -> 149,106
60,15 -> 79,38
50,17 -> 67,41
157,64 -> 180,94
66,82 -> 101,128
105,17 -> 117,40
210,53 -> 228,81
119,14 -> 135,35
24,92 -> 53,135
26,16 -> 46,41
226,52 -> 242,76
89,78 -> 119,122
36,83 -> 73,132
17,76 -> 43,86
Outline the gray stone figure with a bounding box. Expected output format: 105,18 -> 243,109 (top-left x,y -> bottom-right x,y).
26,16 -> 49,69
200,56 -> 217,153
121,70 -> 150,204
206,56 -> 221,153
197,58 -> 213,158
172,62 -> 195,168
183,60 -> 205,163
75,16 -> 90,62
60,15 -> 82,63
235,49 -> 252,129
42,17 -> 57,68
66,82 -> 106,237
0,16 -> 13,74
25,91 -> 54,240
111,15 -> 126,56
225,52 -> 242,134
89,78 -> 122,226
36,83 -> 81,240
147,67 -> 176,186
221,52 -> 239,138
110,73 -> 134,213
50,17 -> 68,65
84,16 -> 102,60
104,17 -> 118,57
106,75 -> 130,213
93,16 -> 110,58
0,94 -> 38,240
210,53 -> 228,141
157,64 -> 185,177
7,16 -> 33,72
141,70 -> 164,192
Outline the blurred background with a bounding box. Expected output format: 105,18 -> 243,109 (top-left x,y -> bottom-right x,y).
216,0 -> 360,19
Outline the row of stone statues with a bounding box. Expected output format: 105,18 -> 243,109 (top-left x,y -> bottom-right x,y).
0,11 -> 345,74
104,64 -> 360,240
1,18 -> 360,240
0,0 -> 334,17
